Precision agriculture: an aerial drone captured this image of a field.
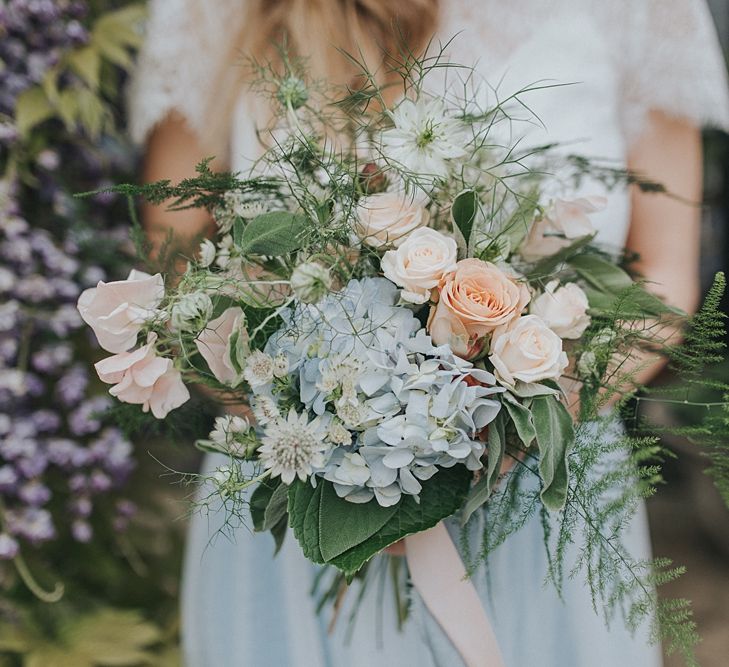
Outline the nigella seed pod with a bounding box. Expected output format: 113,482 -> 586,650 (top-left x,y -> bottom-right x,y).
276,76 -> 309,110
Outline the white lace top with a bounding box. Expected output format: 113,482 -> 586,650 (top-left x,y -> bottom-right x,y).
129,0 -> 729,247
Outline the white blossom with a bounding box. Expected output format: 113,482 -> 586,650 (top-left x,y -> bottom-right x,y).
170,292 -> 213,332
290,261 -> 332,304
243,350 -> 275,388
381,98 -> 469,180
258,410 -> 330,484
198,239 -> 216,267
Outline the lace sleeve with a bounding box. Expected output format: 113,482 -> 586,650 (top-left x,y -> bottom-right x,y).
127,0 -> 246,154
620,0 -> 729,145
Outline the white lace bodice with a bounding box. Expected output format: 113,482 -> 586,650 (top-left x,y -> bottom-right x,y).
129,0 -> 729,247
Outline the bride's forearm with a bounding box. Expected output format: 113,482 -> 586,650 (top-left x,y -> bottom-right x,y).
142,111 -> 222,263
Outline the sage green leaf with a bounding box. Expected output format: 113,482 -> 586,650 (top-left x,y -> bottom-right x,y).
568,253 -> 633,293
318,483 -> 398,561
288,480 -> 324,562
327,465 -> 472,577
450,189 -> 479,245
239,212 -> 308,255
531,395 -> 574,511
503,394 -> 536,448
527,234 -> 594,278
584,285 -> 683,319
461,411 -> 505,524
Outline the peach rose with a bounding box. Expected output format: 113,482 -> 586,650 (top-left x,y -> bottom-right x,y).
194,307 -> 249,386
77,269 -> 164,353
519,196 -> 606,262
95,333 -> 190,418
489,315 -> 568,386
354,191 -> 429,248
381,227 -> 458,304
530,280 -> 590,339
428,259 -> 530,358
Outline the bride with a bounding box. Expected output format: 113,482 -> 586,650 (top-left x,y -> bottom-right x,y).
130,1 -> 729,665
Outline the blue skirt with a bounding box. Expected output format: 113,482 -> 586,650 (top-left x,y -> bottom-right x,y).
181,453 -> 661,667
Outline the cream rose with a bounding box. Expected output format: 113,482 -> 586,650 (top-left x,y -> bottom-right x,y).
381,227 -> 458,303
77,269 -> 164,353
428,259 -> 530,358
530,280 -> 590,339
194,307 -> 249,386
519,196 -> 606,261
95,333 -> 190,418
355,191 -> 429,248
489,315 -> 568,386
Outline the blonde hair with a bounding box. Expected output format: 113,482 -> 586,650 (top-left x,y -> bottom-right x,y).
204,0 -> 440,155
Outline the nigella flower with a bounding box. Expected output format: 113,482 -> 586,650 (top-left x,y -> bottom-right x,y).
381,97 -> 469,180
258,409 -> 331,484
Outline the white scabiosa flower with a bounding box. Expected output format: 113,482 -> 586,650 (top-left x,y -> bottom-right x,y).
381,98 -> 469,180
198,239 -> 216,267
243,350 -> 275,388
290,261 -> 332,304
258,410 -> 329,484
170,292 -> 214,332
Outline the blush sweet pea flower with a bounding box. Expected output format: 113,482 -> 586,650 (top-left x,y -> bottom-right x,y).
95,333 -> 190,418
428,259 -> 530,359
488,314 -> 569,387
381,227 -> 458,303
354,191 -> 430,248
194,307 -> 249,386
519,196 -> 606,262
77,269 -> 164,353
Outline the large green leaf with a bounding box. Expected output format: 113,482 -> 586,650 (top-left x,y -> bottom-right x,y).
238,212 -> 308,255
288,480 -> 324,562
531,395 -> 574,511
288,466 -> 471,577
450,189 -> 479,245
461,411 -> 505,524
318,484 -> 398,561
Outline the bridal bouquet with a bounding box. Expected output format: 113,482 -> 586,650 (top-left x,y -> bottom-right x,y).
75,52 -> 727,652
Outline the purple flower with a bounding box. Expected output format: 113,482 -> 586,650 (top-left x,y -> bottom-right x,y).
55,365 -> 88,406
71,520 -> 92,543
31,409 -> 61,432
32,344 -> 73,374
0,534 -> 19,560
0,465 -> 19,492
16,454 -> 47,478
69,496 -> 92,518
5,508 -> 55,544
18,480 -> 51,506
46,438 -> 88,468
0,435 -> 37,460
68,396 -> 111,436
68,473 -> 87,493
89,469 -> 111,493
